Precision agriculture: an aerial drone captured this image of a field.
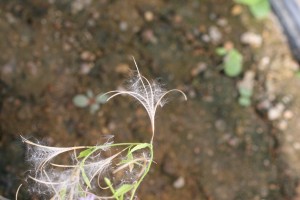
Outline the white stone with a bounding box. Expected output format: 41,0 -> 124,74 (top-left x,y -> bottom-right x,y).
278,120 -> 288,131
173,176 -> 185,189
268,103 -> 285,120
241,32 -> 263,48
283,110 -> 294,119
209,26 -> 222,43
144,11 -> 154,22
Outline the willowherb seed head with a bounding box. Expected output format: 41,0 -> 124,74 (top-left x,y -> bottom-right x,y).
22,136 -> 77,171
104,57 -> 187,142
22,136 -> 119,199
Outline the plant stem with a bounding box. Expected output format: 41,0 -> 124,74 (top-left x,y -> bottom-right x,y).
129,144 -> 153,200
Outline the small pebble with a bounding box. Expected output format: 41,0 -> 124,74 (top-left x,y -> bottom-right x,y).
173,177 -> 185,189
258,57 -> 270,71
71,0 -> 92,14
293,142 -> 300,150
1,61 -> 15,75
188,89 -> 196,98
115,63 -> 130,75
215,119 -> 226,132
240,32 -> 263,48
80,51 -> 95,61
187,133 -> 193,140
278,120 -> 288,131
80,63 -> 94,74
282,96 -> 293,104
208,26 -> 222,44
173,15 -> 182,24
191,62 -> 207,77
194,147 -> 201,154
231,5 -> 243,16
144,11 -> 154,22
268,103 -> 285,120
6,13 -> 17,24
142,29 -> 157,44
228,137 -> 239,147
283,110 -> 294,119
263,159 -> 270,167
217,18 -> 228,27
201,34 -> 210,42
224,41 -> 234,51
119,21 -> 128,31
63,43 -> 71,51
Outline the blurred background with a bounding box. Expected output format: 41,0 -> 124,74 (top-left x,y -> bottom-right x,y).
1,0 -> 300,199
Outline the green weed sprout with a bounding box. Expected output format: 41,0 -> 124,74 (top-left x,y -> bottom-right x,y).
73,90 -> 108,114
235,0 -> 270,19
21,58 -> 187,200
216,47 -> 243,77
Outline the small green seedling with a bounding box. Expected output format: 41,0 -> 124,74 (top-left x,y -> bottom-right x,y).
238,87 -> 252,106
235,0 -> 270,19
216,47 -> 243,77
73,90 -> 108,114
296,71 -> 300,79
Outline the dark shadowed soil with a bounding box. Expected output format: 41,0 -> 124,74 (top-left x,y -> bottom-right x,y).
1,0 -> 300,199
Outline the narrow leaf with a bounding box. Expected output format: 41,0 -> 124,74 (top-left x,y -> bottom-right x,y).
130,143 -> 150,154
104,177 -> 117,196
78,148 -> 95,159
113,184 -> 134,198
81,168 -> 91,188
104,177 -> 113,188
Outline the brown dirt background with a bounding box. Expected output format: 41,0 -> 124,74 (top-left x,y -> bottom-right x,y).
1,0 -> 300,199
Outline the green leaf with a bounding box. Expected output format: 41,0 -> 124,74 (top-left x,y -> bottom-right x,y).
90,103 -> 100,114
235,0 -> 261,6
104,177 -> 112,186
296,71 -> 300,78
96,93 -> 108,104
104,177 -> 117,197
73,95 -> 89,107
59,188 -> 67,199
81,168 -> 91,188
113,184 -> 134,198
224,49 -> 243,77
215,47 -> 227,56
239,87 -> 253,98
249,0 -> 270,19
130,143 -> 150,154
78,148 -> 95,159
238,96 -> 251,107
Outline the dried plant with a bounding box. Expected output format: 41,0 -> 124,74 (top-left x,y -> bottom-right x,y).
20,57 -> 187,200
